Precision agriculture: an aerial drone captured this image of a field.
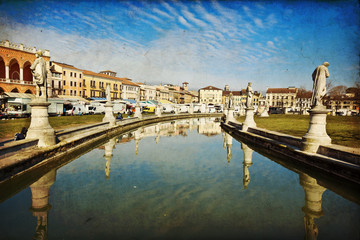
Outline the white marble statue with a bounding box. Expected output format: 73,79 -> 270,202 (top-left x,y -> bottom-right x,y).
228,92 -> 234,109
30,50 -> 47,99
311,62 -> 329,108
246,82 -> 253,108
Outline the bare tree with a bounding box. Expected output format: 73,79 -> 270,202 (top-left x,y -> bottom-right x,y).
328,85 -> 347,97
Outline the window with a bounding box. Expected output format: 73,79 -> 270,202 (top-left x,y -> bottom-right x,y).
70,81 -> 73,87
63,80 -> 66,86
79,91 -> 82,97
74,82 -> 77,87
79,82 -> 82,87
70,90 -> 73,96
63,71 -> 66,75
70,72 -> 73,77
80,74 -> 82,78
74,73 -> 77,78
74,90 -> 77,96
63,90 -> 66,95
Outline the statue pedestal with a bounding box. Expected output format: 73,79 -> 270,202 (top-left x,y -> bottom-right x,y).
302,106 -> 331,153
259,108 -> 269,117
103,103 -> 116,126
226,108 -> 236,123
156,104 -> 162,116
26,99 -> 56,147
134,105 -> 142,119
243,107 -> 256,131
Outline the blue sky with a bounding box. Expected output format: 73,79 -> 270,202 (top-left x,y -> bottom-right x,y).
0,0 -> 359,92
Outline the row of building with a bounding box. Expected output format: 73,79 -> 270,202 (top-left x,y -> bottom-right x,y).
0,40 -> 359,114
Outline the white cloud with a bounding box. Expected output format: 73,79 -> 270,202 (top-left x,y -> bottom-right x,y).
178,16 -> 192,28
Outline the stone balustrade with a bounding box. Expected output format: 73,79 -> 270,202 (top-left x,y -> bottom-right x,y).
0,40 -> 50,56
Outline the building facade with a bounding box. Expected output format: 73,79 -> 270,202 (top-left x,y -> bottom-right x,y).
83,70 -> 123,99
52,62 -> 84,98
199,86 -> 223,104
0,40 -> 51,95
266,87 -> 298,110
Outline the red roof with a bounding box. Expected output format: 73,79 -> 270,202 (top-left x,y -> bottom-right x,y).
52,61 -> 82,71
83,70 -> 139,87
266,88 -> 297,94
199,86 -> 222,91
223,91 -> 243,96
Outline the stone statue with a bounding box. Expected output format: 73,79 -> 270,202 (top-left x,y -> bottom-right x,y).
106,84 -> 111,102
246,82 -> 253,108
30,50 -> 47,99
228,92 -> 234,109
311,62 -> 329,108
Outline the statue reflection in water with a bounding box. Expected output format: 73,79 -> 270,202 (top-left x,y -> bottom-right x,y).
300,173 -> 326,240
104,137 -> 117,179
29,169 -> 57,240
241,143 -> 253,189
223,132 -> 233,163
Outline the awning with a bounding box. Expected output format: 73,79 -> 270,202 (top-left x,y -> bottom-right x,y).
3,92 -> 36,99
88,97 -> 107,101
123,99 -> 136,104
159,99 -> 174,104
57,95 -> 90,103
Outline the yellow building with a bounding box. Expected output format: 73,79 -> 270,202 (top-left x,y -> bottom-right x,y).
82,70 -> 123,100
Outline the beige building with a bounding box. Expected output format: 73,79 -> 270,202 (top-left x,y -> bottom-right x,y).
52,62 -> 84,98
266,87 -> 298,110
121,78 -> 140,100
199,86 -> 223,104
136,82 -> 157,101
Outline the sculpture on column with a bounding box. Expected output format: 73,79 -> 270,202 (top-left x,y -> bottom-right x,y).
30,50 -> 47,99
311,62 -> 329,108
228,92 -> 234,109
246,82 -> 253,108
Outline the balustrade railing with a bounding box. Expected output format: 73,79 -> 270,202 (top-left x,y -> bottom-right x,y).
0,78 -> 35,85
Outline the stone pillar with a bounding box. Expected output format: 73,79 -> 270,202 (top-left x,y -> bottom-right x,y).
5,65 -> 9,79
259,108 -> 269,117
302,106 -> 331,153
134,103 -> 142,119
300,173 -> 326,240
156,103 -> 162,117
226,108 -> 236,124
189,103 -> 194,114
26,99 -> 56,147
104,137 -> 116,179
241,143 -> 253,189
103,102 -> 116,127
20,67 -> 24,81
242,107 -> 256,131
30,169 -> 56,240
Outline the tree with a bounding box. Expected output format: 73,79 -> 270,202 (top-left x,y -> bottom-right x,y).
328,85 -> 347,97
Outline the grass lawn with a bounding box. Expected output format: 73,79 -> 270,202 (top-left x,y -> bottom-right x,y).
236,114 -> 360,148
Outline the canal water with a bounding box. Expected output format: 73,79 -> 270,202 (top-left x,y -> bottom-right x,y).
0,118 -> 359,240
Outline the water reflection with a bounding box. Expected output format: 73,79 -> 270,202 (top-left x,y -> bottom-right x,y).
104,137 -> 117,179
241,143 -> 253,189
29,169 -> 57,240
300,173 -> 326,240
0,117 -> 358,239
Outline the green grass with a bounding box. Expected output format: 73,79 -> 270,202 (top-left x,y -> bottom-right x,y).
236,114 -> 360,148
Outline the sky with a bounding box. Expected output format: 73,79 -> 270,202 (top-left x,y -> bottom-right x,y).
0,0 -> 359,92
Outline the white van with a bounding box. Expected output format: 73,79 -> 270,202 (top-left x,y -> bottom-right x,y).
162,104 -> 175,113
193,104 -> 206,113
179,105 -> 189,113
66,104 -> 88,115
113,101 -> 127,114
88,102 -> 105,114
